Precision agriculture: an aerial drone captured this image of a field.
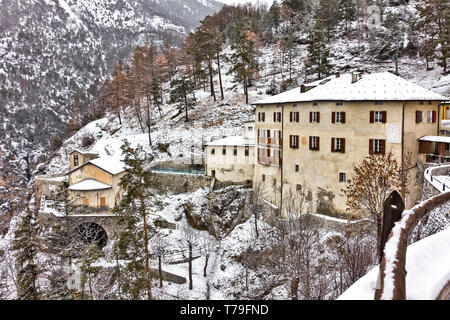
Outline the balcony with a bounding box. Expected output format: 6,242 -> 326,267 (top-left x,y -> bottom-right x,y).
258,156 -> 282,167
258,137 -> 282,146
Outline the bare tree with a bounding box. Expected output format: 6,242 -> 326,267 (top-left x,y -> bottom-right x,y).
342,152 -> 402,253
180,225 -> 198,290
326,224 -> 376,297
151,233 -> 167,288
250,183 -> 265,239
199,234 -> 215,278
269,187 -> 331,300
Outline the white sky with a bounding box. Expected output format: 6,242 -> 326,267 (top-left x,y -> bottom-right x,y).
215,0 -> 274,7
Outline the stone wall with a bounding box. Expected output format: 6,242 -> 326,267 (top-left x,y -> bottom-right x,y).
150,171 -> 212,194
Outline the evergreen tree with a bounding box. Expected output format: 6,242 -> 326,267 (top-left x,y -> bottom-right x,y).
415,0 -> 449,73
227,19 -> 260,104
315,0 -> 339,41
169,75 -> 196,122
113,141 -> 154,300
80,243 -> 102,300
338,0 -> 356,32
306,19 -> 333,80
12,207 -> 41,300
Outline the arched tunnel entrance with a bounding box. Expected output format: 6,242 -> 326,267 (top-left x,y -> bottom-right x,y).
75,222 -> 108,248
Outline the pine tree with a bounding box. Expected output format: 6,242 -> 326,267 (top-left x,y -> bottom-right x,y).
338,0 -> 356,32
415,0 -> 449,73
169,75 -> 196,122
80,243 -> 102,300
113,141 -> 154,300
227,19 -> 260,104
12,207 -> 41,300
306,19 -> 333,80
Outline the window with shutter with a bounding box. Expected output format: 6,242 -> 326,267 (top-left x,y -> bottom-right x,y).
416,111 -> 423,123
370,111 -> 374,123
342,112 -> 346,123
382,111 -> 387,123
374,111 -> 383,123
332,112 -> 336,123
432,110 -> 437,123
369,139 -> 374,155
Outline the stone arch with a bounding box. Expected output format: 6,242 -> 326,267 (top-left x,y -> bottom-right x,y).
75,222 -> 108,248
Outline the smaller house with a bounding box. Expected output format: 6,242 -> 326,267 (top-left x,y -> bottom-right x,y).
67,151 -> 126,213
205,122 -> 255,183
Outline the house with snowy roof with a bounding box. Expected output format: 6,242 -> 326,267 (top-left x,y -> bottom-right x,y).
67,150 -> 126,212
252,72 -> 448,214
204,121 -> 255,183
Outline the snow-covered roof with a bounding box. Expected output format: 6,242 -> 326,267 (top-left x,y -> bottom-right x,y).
418,136 -> 450,143
69,148 -> 99,155
68,178 -> 112,191
68,156 -> 126,175
253,72 -> 447,105
206,136 -> 254,147
88,157 -> 126,175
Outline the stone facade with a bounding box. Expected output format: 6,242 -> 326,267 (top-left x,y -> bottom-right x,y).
253,74 -> 444,215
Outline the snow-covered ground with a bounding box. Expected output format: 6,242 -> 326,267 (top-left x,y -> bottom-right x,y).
338,227 -> 450,300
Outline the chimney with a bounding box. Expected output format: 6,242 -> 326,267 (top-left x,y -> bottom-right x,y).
351,73 -> 358,84
335,72 -> 340,78
300,84 -> 305,93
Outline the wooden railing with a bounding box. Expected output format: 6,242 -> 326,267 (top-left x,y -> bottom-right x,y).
375,191 -> 450,300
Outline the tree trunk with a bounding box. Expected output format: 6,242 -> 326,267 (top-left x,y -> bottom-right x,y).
290,277 -> 299,300
245,266 -> 248,291
140,195 -> 152,300
216,52 -> 224,100
254,211 -> 259,239
146,98 -> 152,146
188,244 -> 193,290
203,255 -> 209,277
158,255 -> 163,288
208,59 -> 216,102
134,100 -> 145,133
184,88 -> 189,122
244,75 -> 248,105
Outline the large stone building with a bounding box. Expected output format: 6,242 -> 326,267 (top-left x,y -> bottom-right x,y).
204,121 -> 255,183
251,72 -> 447,214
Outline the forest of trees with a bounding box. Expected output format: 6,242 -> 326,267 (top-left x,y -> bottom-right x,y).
87,0 -> 448,143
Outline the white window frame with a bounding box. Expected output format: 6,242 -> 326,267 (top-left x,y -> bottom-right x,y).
292,112 -> 298,122
374,111 -> 383,123
274,112 -> 281,122
291,135 -> 298,148
312,112 -> 319,123
339,172 -> 346,183
334,138 -> 342,152
427,111 -> 433,123
311,136 -> 318,150
374,139 -> 382,154
336,112 -> 343,123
